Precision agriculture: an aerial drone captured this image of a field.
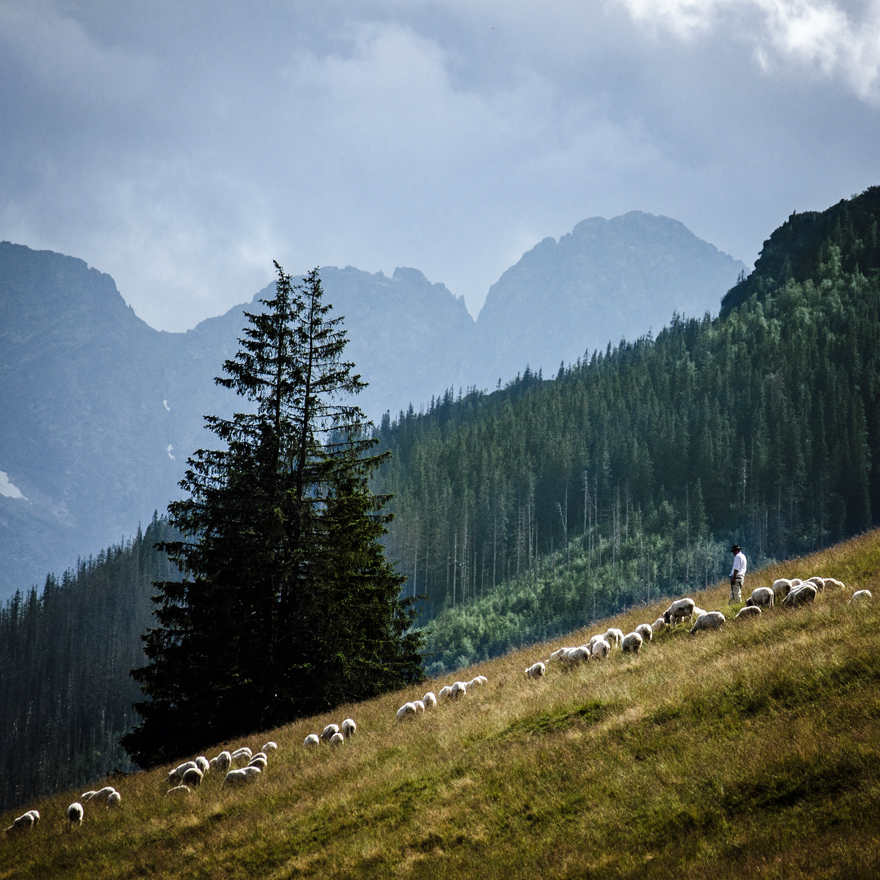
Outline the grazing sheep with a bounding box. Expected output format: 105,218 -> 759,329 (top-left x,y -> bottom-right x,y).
636,623 -> 653,642
166,785 -> 191,797
241,766 -> 262,781
195,756 -> 210,774
422,693 -> 438,709
88,787 -> 117,804
621,632 -> 643,654
341,718 -> 358,737
182,768 -> 204,788
262,741 -> 278,754
664,598 -> 696,626
651,617 -> 667,633
790,578 -> 803,587
66,803 -> 84,827
167,761 -> 197,784
5,811 -> 37,834
321,724 -> 340,742
689,611 -> 726,634
80,790 -> 97,801
825,578 -> 846,590
412,700 -> 426,714
231,747 -> 253,766
783,584 -> 818,608
772,579 -> 793,600
329,732 -> 345,747
591,638 -> 611,660
807,576 -> 826,591
451,681 -> 468,699
691,606 -> 707,619
603,628 -> 623,648
547,647 -> 573,662
467,676 -> 483,688
850,590 -> 873,604
735,605 -> 762,620
562,646 -> 591,663
224,768 -> 258,786
107,792 -> 121,808
210,751 -> 232,772
438,686 -> 453,700
304,734 -> 320,748
526,661 -> 546,678
746,587 -> 774,608
248,756 -> 268,772
396,702 -> 417,721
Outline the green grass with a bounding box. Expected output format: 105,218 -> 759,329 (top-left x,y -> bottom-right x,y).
3,531 -> 880,878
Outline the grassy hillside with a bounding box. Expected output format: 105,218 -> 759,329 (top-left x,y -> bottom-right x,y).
3,532 -> 880,879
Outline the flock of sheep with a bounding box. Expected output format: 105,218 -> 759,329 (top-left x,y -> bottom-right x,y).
3,569 -> 872,838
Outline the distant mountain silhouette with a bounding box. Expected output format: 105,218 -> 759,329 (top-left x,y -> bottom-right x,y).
0,214 -> 743,598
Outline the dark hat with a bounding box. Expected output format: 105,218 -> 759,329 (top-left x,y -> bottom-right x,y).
731,544 -> 741,553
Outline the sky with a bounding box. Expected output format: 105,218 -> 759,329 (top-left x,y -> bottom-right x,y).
1,0 -> 879,332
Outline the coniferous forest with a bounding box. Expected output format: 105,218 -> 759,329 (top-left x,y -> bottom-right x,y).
1,186 -> 880,810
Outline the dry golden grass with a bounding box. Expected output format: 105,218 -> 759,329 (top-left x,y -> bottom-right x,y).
3,531 -> 880,879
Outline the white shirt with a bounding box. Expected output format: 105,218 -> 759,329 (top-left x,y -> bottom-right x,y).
730,551 -> 747,577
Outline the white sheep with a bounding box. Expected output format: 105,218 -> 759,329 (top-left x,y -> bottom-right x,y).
635,623 -> 653,642
422,693 -> 438,709
772,579 -> 793,600
621,632 -> 643,654
210,751 -> 232,772
691,606 -> 707,620
195,756 -> 210,774
329,732 -> 345,747
88,786 -> 117,804
5,811 -> 37,834
807,576 -> 826,591
182,767 -> 204,788
547,647 -> 573,662
590,638 -> 611,660
341,718 -> 358,737
262,741 -> 278,754
304,734 -> 320,748
783,584 -> 818,608
167,761 -> 197,784
231,747 -> 253,765
107,791 -> 121,808
689,610 -> 725,634
850,590 -> 873,604
321,724 -> 340,742
526,661 -> 546,678
66,803 -> 84,827
664,598 -> 696,626
825,578 -> 846,590
248,756 -> 268,772
603,628 -> 623,648
80,790 -> 97,801
451,681 -> 468,699
735,605 -> 762,620
562,646 -> 591,663
412,700 -> 426,714
166,785 -> 192,797
746,587 -> 774,608
651,617 -> 667,633
396,702 -> 417,721
438,685 -> 453,700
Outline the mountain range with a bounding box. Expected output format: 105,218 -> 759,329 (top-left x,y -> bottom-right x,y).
0,212 -> 743,599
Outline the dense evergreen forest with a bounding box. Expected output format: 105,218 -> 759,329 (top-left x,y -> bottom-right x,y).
0,517 -> 178,813
1,186 -> 879,810
374,187 -> 880,673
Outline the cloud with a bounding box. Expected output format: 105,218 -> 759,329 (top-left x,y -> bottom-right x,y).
616,0 -> 880,99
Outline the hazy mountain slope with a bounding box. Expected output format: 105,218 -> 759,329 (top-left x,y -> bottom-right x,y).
473,211 -> 745,386
2,531 -> 878,879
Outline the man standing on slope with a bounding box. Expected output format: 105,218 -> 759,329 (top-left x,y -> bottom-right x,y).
729,544 -> 747,603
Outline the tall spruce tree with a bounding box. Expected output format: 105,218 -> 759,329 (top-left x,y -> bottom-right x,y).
122,265 -> 423,768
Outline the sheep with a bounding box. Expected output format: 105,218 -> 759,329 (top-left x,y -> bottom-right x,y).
562,646 -> 591,663
621,632 -> 643,654
329,732 -> 345,747
603,628 -> 623,648
80,790 -> 97,801
664,598 -> 696,626
195,756 -> 210,774
167,760 -> 197,784
547,647 -> 573,662
210,751 -> 232,772
182,767 -> 204,788
438,686 -> 453,700
304,734 -> 320,748
526,661 -> 546,678
231,747 -> 253,765
691,606 -> 707,620
735,605 -> 762,620
689,611 -> 725,634
66,803 -> 84,827
422,692 -> 438,709
247,756 -> 268,772
223,768 -> 257,787
87,786 -> 117,804
166,785 -> 192,797
396,702 -> 417,721
807,576 -> 826,591
341,718 -> 358,737
636,623 -> 653,642
790,578 -> 803,587
241,766 -> 262,781
107,791 -> 122,808
451,681 -> 468,699
262,741 -> 278,754
590,638 -> 611,660
772,579 -> 793,600
746,587 -> 774,608
825,578 -> 846,590
321,724 -> 340,742
412,700 -> 426,714
5,811 -> 38,834
467,676 -> 484,688
783,584 -> 818,608
850,590 -> 873,604
651,617 -> 667,633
